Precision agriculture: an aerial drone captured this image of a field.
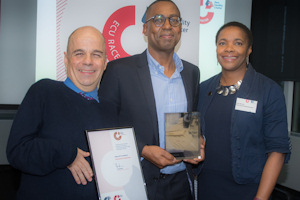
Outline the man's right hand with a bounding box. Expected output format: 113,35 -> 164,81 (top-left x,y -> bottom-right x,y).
141,145 -> 181,168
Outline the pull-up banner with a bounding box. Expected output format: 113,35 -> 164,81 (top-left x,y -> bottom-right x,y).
36,0 -> 200,81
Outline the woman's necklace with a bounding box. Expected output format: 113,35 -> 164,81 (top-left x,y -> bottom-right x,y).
216,80 -> 242,96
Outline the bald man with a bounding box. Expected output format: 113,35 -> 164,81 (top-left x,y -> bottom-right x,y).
6,26 -> 117,200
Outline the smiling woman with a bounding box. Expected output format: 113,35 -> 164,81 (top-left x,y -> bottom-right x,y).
216,32 -> 249,84
215,22 -> 252,85
196,21 -> 291,200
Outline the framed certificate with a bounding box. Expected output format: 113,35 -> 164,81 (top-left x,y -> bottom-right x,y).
86,127 -> 148,200
165,112 -> 201,159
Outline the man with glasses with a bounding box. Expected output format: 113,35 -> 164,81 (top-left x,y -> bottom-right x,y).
99,1 -> 203,199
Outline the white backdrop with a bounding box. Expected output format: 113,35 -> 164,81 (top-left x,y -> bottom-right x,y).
199,0 -> 226,81
36,0 -> 200,81
0,0 -> 252,105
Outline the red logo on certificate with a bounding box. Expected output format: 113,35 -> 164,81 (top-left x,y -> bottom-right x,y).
114,132 -> 122,140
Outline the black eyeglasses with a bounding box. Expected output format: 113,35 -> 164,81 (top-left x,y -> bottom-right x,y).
145,14 -> 182,27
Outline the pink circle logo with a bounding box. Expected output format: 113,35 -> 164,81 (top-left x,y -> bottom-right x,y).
200,0 -> 214,24
114,195 -> 121,200
114,132 -> 122,141
103,6 -> 135,61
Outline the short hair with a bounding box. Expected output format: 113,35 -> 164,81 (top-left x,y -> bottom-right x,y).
215,21 -> 253,47
143,0 -> 181,22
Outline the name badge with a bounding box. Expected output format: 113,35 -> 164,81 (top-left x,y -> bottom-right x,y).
235,97 -> 258,113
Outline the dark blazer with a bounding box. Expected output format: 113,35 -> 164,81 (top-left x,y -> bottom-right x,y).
99,50 -> 200,196
196,64 -> 290,183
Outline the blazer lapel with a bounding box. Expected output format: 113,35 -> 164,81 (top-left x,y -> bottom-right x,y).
136,51 -> 159,143
202,74 -> 220,118
181,67 -> 193,112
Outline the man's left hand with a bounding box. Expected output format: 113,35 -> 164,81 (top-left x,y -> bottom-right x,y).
183,135 -> 205,165
67,148 -> 93,185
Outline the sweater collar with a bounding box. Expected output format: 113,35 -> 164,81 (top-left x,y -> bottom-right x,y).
64,77 -> 99,102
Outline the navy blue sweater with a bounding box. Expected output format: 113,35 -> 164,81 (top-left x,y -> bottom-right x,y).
7,79 -> 118,200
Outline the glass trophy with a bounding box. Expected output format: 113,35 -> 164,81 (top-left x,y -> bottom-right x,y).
165,112 -> 201,159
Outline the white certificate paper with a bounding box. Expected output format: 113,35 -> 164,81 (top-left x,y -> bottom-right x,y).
86,127 -> 148,200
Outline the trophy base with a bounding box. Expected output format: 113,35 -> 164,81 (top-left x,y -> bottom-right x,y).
170,151 -> 197,159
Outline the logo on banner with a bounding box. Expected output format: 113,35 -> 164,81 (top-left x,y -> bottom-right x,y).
114,195 -> 122,200
103,6 -> 135,61
200,0 -> 214,24
114,132 -> 122,140
104,197 -> 111,200
200,0 -> 225,25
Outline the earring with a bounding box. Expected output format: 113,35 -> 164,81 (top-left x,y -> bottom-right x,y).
246,56 -> 249,65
